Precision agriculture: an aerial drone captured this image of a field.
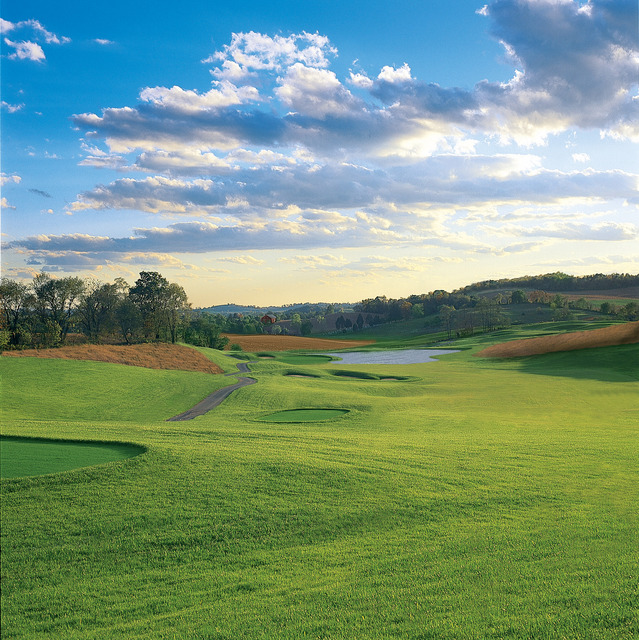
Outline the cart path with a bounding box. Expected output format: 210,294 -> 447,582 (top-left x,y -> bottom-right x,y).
166,361 -> 258,421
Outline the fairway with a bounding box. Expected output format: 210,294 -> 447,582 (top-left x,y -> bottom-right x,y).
258,408 -> 350,422
0,436 -> 144,478
1,333 -> 638,640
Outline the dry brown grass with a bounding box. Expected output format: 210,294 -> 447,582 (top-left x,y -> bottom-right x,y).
475,321 -> 639,358
222,334 -> 375,352
1,343 -> 223,374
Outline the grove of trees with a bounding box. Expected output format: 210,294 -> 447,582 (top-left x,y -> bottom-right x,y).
0,271 -> 238,350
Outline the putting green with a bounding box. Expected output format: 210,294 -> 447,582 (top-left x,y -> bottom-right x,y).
258,408 -> 349,422
0,436 -> 145,478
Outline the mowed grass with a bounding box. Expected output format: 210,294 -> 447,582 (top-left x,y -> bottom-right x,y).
257,408 -> 350,422
0,436 -> 144,478
1,333 -> 638,639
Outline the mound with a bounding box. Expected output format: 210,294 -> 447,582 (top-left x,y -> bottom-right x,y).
475,321 -> 639,358
222,334 -> 374,352
1,343 -> 223,374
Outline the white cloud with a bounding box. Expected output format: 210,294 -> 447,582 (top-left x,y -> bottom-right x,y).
1,100 -> 24,112
1,197 -> 16,209
217,255 -> 265,265
2,19 -> 70,62
205,31 -> 337,73
4,39 -> 45,62
276,63 -> 360,118
1,173 -> 21,185
139,82 -> 259,113
572,153 -> 590,163
377,63 -> 413,83
94,39 -> 114,46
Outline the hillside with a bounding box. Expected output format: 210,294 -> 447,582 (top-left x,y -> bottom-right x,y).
475,321 -> 639,358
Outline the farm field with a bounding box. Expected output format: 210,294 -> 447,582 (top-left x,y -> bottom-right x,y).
1,323 -> 638,639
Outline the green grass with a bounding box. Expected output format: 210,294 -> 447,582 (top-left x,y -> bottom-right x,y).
273,353 -> 336,365
0,436 -> 144,478
257,408 -> 350,422
1,326 -> 638,639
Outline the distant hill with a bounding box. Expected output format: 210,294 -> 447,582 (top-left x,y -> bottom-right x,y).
198,302 -> 354,317
455,272 -> 639,295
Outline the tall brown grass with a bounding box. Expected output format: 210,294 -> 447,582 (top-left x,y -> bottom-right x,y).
2,343 -> 223,374
475,321 -> 639,358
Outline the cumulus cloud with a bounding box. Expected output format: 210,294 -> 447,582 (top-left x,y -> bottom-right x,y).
2,18 -> 70,61
1,173 -> 21,185
14,1 -> 634,272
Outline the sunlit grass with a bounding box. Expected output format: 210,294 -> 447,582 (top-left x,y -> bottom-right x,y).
1,327 -> 638,639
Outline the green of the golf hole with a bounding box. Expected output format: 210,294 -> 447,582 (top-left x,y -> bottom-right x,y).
258,408 -> 349,422
0,436 -> 145,478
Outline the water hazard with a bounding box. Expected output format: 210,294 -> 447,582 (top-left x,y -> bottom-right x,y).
323,349 -> 460,365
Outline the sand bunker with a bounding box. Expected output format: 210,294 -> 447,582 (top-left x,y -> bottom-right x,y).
475,321 -> 639,358
2,343 -> 223,374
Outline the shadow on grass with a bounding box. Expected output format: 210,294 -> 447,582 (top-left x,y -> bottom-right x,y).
506,343 -> 639,382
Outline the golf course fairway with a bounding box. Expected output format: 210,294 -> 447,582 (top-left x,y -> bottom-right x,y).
1,332 -> 638,639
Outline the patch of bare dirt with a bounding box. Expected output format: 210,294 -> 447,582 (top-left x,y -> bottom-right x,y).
475,321 -> 639,358
222,334 -> 375,352
1,343 -> 223,374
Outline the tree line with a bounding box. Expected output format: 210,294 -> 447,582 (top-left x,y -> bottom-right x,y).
455,272 -> 639,295
0,271 -> 270,351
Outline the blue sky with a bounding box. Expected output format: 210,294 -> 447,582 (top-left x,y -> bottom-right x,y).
2,0 -> 638,306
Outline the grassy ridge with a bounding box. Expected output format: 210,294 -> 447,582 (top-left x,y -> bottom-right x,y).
1,334 -> 638,639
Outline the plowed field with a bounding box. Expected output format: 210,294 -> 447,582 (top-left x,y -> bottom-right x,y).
223,334 -> 375,352
475,321 -> 639,358
1,343 -> 223,374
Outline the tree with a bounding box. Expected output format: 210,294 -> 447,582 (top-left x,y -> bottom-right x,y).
32,273 -> 85,343
0,278 -> 32,347
129,271 -> 171,340
114,298 -> 143,344
162,282 -> 190,343
620,302 -> 638,321
77,281 -> 120,342
300,320 -> 313,336
439,305 -> 456,339
511,289 -> 528,305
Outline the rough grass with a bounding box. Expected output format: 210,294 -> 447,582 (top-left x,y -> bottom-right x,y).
1,343 -> 224,374
222,333 -> 374,351
475,320 -> 639,358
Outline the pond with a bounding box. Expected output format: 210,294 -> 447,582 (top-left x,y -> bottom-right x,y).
322,349 -> 460,365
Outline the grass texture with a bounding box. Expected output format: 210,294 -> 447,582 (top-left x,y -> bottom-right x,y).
1,331 -> 638,639
257,408 -> 349,422
0,436 -> 144,478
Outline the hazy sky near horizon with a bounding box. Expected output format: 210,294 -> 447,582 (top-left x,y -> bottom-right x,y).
2,0 -> 638,306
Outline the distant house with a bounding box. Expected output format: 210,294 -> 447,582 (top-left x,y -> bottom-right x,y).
261,313 -> 277,324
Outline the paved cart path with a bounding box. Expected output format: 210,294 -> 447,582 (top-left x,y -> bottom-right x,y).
166,361 -> 258,421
